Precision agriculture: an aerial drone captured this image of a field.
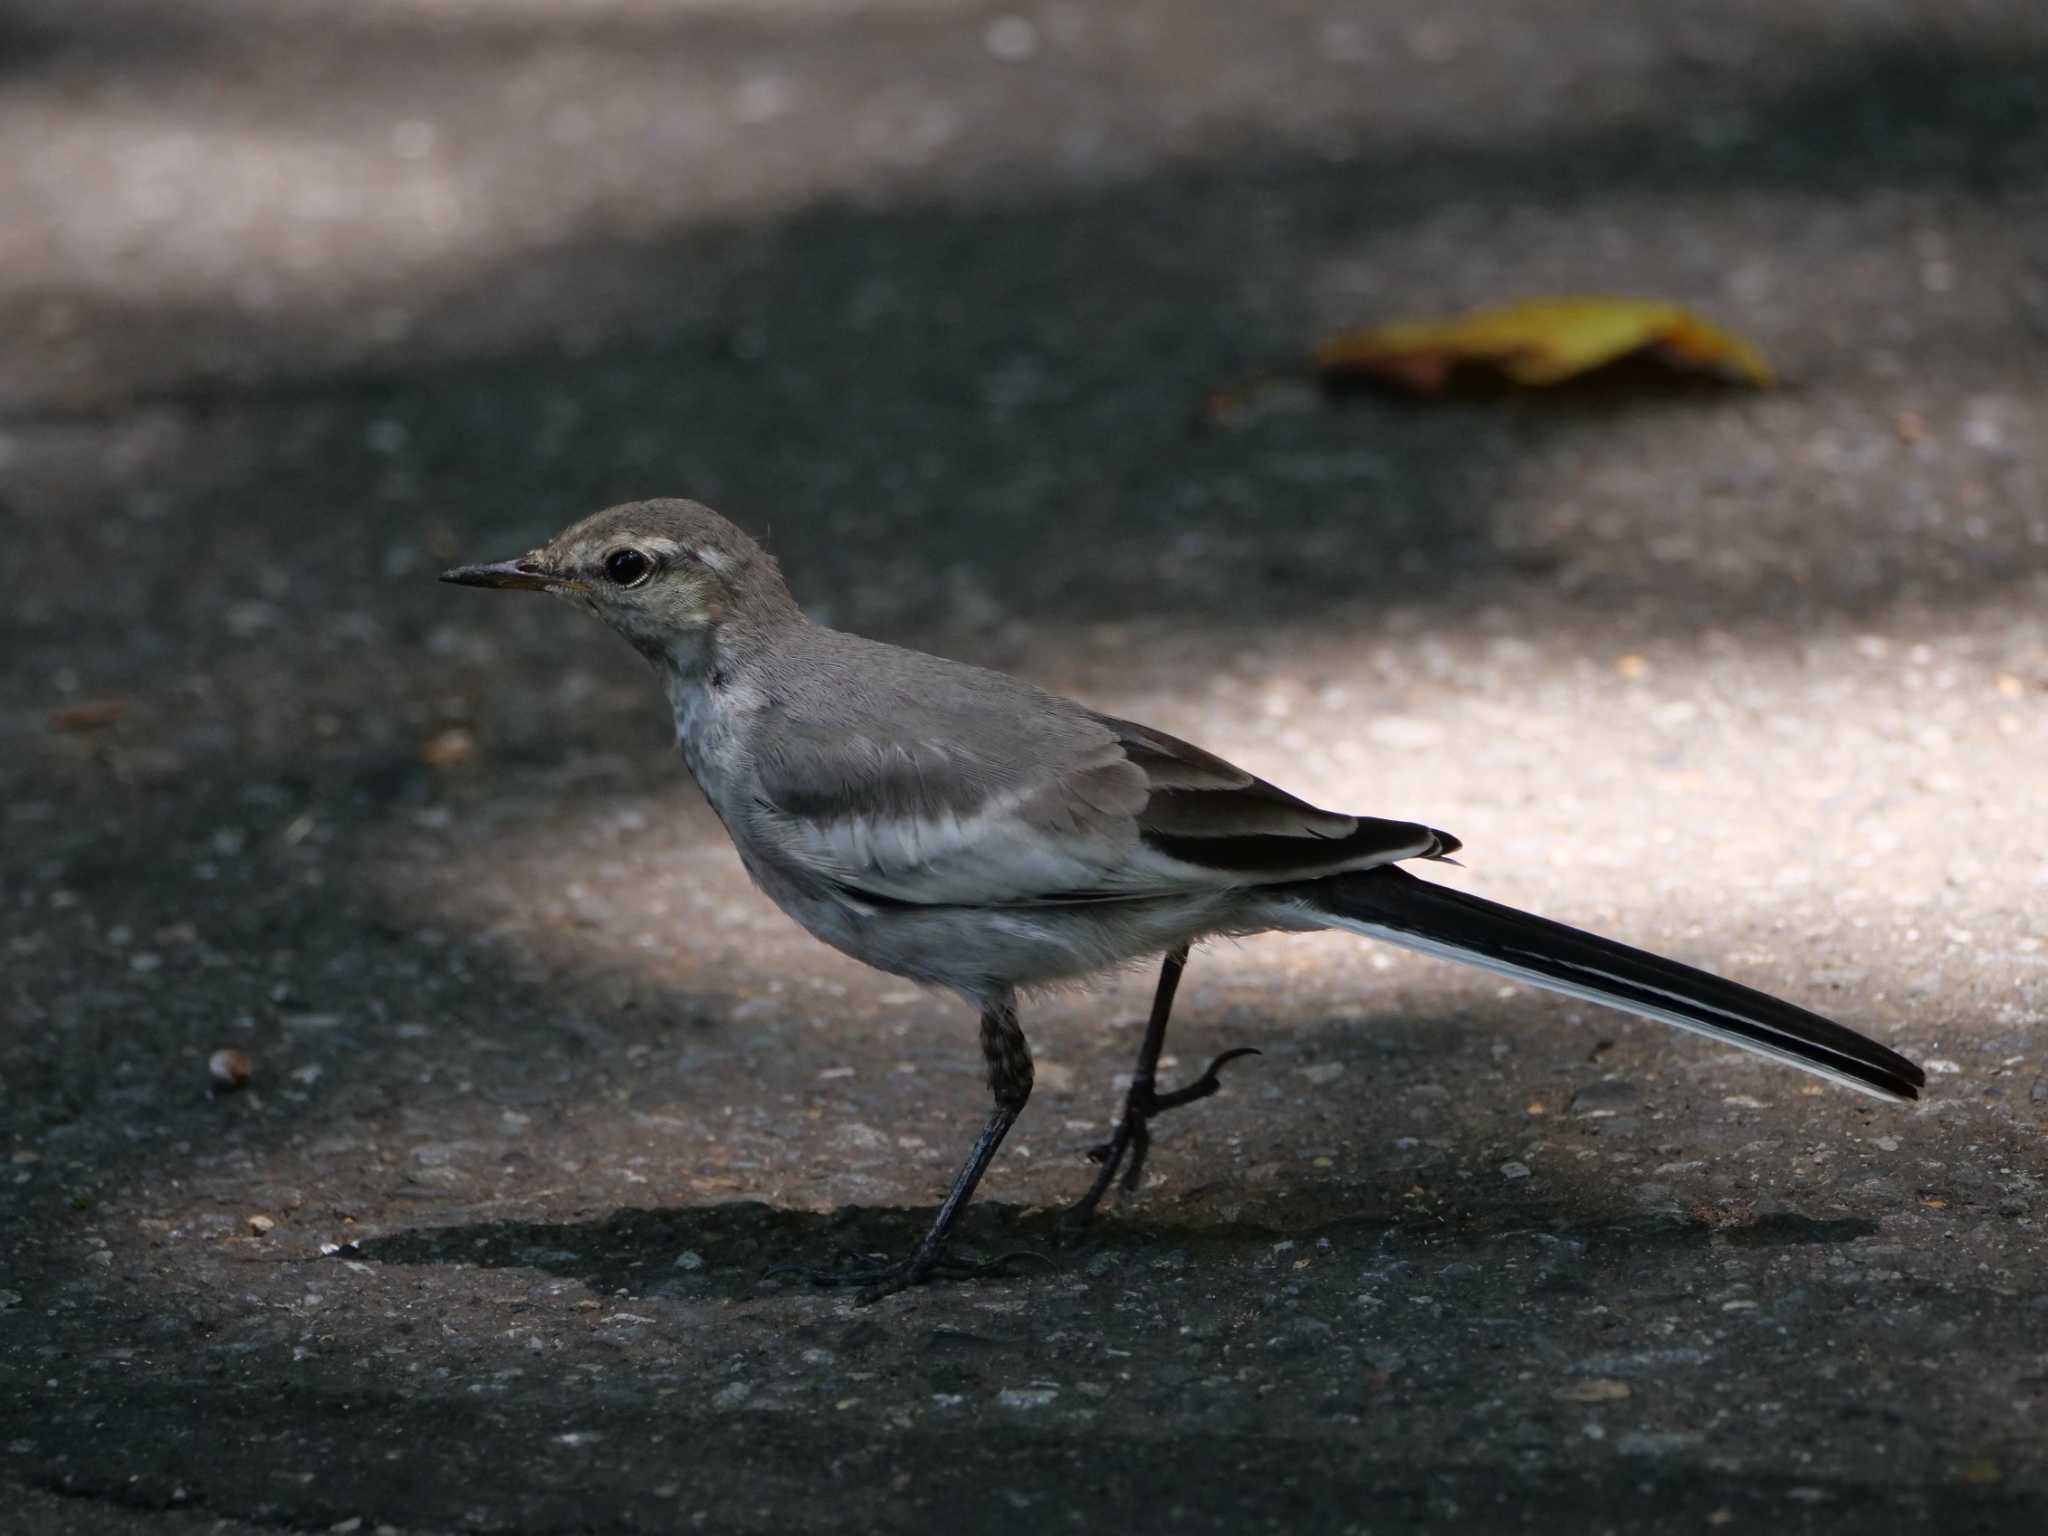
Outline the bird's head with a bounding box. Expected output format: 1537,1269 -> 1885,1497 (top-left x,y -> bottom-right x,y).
440,498 -> 796,666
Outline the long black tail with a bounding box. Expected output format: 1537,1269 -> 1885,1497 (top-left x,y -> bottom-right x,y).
1305,865 -> 1923,1102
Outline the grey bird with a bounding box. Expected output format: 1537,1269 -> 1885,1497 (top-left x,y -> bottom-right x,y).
443,498 -> 1924,1297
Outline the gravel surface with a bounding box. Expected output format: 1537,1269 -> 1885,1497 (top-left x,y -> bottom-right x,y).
3,2 -> 2046,1532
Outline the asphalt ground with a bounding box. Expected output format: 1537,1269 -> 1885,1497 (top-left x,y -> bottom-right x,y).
3,3 -> 2046,1531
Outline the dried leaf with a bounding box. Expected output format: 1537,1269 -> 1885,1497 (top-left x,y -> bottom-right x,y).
1315,296 -> 1774,394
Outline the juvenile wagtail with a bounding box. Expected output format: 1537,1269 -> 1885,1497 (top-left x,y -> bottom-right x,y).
444,499 -> 1923,1298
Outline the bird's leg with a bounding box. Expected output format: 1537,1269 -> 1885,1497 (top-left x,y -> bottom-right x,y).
1061,945 -> 1259,1232
1060,947 -> 1185,1228
770,994 -> 1045,1302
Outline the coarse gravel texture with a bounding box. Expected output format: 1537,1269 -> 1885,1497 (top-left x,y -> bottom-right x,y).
3,1 -> 2046,1532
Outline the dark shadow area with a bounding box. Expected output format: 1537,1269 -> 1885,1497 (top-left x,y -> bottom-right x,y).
1315,352 -> 1777,408
0,1 -> 209,79
1715,1210 -> 1883,1249
343,1196 -> 1884,1302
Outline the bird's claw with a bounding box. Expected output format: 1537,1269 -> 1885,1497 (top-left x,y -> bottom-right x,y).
1063,1044 -> 1262,1230
1149,1045 -> 1262,1112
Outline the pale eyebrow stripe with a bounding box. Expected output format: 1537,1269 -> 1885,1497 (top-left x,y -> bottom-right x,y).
636,535 -> 725,570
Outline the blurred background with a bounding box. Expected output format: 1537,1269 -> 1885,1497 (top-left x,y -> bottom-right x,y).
3,2 -> 2046,1530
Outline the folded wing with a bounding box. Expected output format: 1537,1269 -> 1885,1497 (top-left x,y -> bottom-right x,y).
1106,715 -> 1460,877
742,646 -> 1454,907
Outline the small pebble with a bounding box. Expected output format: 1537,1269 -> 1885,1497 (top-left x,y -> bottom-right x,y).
247,1214 -> 275,1235
997,1385 -> 1059,1409
1266,1316 -> 1336,1355
984,16 -> 1039,63
420,727 -> 476,768
209,1048 -> 253,1090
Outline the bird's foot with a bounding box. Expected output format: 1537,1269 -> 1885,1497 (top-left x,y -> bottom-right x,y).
1059,1046 -> 1261,1234
765,1245 -> 1048,1304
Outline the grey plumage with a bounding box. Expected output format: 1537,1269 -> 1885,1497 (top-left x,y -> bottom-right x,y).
716,619 -> 1454,994
444,498 -> 1924,1297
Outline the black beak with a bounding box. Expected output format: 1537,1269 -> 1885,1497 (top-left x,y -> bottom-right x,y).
439,558 -> 553,592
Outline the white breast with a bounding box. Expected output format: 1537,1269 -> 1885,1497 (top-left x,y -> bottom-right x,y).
668,676 -> 763,810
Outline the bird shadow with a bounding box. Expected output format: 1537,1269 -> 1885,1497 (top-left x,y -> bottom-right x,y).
338,1195 -> 1880,1304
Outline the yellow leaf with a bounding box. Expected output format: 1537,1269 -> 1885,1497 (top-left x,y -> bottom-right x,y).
1314,296 -> 1774,394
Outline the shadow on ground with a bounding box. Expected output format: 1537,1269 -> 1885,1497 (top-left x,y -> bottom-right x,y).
344,1196 -> 1885,1302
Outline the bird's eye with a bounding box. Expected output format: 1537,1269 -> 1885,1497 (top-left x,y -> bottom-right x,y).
603,547 -> 653,587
